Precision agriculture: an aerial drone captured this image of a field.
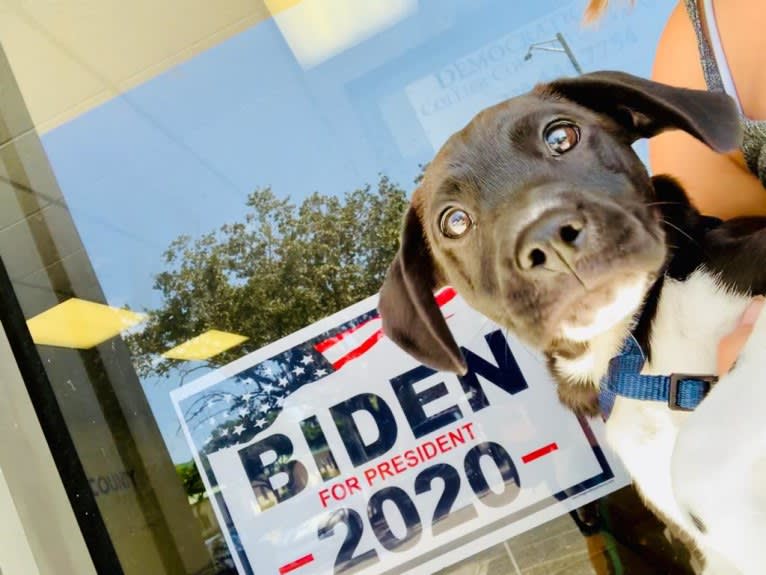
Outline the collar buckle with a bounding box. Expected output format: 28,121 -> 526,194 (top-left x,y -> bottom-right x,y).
668,373 -> 718,411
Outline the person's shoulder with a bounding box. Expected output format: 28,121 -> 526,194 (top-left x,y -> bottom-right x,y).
653,1 -> 766,115
713,0 -> 766,50
652,2 -> 706,90
711,0 -> 766,117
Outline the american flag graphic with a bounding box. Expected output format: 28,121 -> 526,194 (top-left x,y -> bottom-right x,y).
180,288 -> 457,454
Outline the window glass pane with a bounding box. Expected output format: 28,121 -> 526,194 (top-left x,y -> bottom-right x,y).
0,1 -> 699,574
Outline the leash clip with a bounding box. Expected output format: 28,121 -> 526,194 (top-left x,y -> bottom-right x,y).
668,373 -> 718,411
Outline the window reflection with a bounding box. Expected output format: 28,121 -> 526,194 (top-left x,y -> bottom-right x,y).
267,0 -> 418,69
26,297 -> 145,348
0,0 -> 695,573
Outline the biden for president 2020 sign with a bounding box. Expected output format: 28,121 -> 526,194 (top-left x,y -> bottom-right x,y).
171,289 -> 629,575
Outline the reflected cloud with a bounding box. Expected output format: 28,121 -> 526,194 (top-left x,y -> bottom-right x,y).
266,0 -> 417,69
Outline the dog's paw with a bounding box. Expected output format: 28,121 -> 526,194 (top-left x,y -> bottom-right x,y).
556,383 -> 600,417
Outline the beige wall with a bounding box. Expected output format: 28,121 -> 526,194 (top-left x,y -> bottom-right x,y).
0,323 -> 97,575
0,436 -> 41,575
0,0 -> 301,134
0,41 -> 213,575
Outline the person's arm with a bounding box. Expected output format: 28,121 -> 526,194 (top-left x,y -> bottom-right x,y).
649,1 -> 766,219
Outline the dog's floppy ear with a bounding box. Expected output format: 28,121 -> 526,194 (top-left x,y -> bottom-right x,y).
544,71 -> 742,152
378,202 -> 467,375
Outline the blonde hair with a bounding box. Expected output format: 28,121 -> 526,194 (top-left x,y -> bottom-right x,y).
583,0 -> 634,23
584,0 -> 609,22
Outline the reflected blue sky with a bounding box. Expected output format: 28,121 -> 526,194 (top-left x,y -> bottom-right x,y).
39,0 -> 674,462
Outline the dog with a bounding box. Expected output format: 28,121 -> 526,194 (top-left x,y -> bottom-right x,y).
378,71 -> 766,574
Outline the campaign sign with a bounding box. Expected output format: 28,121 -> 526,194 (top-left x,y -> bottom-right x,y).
171,289 -> 629,575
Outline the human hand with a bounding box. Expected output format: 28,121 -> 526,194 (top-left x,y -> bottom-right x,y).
716,297 -> 765,376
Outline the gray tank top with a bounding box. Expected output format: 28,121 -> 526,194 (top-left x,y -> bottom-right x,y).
684,0 -> 766,186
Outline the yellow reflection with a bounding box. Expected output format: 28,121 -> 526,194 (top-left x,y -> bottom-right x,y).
27,298 -> 146,349
264,0 -> 304,12
162,330 -> 248,361
266,0 -> 417,69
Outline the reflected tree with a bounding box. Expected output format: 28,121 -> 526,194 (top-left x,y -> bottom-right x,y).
127,174 -> 410,379
175,461 -> 205,502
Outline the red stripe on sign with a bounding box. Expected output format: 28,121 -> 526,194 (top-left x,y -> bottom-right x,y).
314,335 -> 342,353
435,287 -> 457,306
279,554 -> 314,574
332,330 -> 384,370
314,316 -> 379,352
314,287 -> 456,365
521,442 -> 559,463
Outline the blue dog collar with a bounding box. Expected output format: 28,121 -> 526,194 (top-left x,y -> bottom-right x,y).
598,336 -> 718,419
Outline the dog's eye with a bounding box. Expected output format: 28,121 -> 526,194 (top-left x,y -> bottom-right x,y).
544,121 -> 580,155
440,207 -> 473,239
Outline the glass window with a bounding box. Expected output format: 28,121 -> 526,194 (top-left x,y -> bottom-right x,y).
0,1 -> 699,573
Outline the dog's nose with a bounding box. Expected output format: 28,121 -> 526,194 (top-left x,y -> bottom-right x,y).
516,210 -> 587,273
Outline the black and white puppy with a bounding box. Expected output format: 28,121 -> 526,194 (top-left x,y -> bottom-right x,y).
378,71 -> 766,574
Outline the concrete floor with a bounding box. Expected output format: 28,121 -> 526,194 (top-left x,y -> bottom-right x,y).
436,486 -> 699,575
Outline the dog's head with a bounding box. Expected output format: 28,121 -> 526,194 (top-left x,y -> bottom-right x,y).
379,71 -> 741,376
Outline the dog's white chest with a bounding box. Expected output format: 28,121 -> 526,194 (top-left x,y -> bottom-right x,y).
604,271 -> 752,553
641,270 -> 750,376
605,398 -> 686,523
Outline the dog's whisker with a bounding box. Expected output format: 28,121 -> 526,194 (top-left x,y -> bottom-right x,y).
661,218 -> 699,246
645,201 -> 684,207
543,265 -> 586,288
546,249 -> 587,288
